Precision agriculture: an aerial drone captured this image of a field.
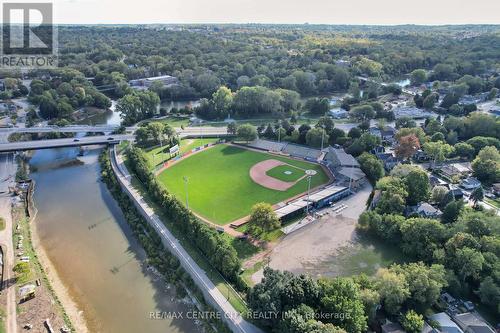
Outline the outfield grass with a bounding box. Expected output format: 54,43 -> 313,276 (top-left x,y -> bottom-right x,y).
157,144 -> 329,225
266,164 -> 305,182
144,138 -> 218,169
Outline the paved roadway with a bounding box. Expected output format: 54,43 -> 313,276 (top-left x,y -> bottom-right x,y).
0,153 -> 18,333
0,134 -> 133,152
0,127 -> 230,153
0,125 -> 120,134
109,147 -> 263,333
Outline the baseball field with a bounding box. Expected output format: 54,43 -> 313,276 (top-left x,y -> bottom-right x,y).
157,144 -> 330,225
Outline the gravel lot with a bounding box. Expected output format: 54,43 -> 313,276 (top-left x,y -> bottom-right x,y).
252,183 -> 372,283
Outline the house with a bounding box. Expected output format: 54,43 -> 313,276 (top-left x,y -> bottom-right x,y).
325,147 -> 360,168
414,150 -> 430,162
376,152 -> 402,171
329,108 -> 349,119
440,163 -> 473,179
430,175 -> 449,188
491,183 -> 500,196
453,312 -> 495,333
381,322 -> 406,333
371,145 -> 386,154
414,202 -> 442,218
460,177 -> 482,190
428,313 -> 464,333
381,126 -> 397,142
448,188 -> 465,201
393,106 -> 435,119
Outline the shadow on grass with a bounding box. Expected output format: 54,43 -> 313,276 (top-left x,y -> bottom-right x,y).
219,145 -> 247,156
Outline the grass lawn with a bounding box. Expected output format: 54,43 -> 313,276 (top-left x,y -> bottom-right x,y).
266,164 -> 305,182
157,117 -> 190,128
157,144 -> 329,225
485,197 -> 500,209
144,138 -> 218,169
124,164 -> 249,314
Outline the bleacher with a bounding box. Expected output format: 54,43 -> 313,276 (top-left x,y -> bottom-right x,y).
247,139 -> 323,161
247,139 -> 287,152
283,143 -> 322,161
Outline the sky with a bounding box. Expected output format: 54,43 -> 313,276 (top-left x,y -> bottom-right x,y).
50,0 -> 500,25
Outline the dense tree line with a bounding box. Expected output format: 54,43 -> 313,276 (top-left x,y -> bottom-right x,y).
360,200 -> 500,315
99,151 -> 231,333
27,68 -> 111,120
125,146 -> 246,290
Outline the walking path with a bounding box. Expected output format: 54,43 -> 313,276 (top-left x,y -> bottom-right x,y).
0,153 -> 17,333
109,146 -> 263,333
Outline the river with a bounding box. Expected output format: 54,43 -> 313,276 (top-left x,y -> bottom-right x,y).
29,147 -> 202,333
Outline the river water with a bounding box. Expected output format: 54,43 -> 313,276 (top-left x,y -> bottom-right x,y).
29,147 -> 202,333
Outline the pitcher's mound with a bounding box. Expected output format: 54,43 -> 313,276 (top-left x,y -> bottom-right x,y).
249,159 -> 301,191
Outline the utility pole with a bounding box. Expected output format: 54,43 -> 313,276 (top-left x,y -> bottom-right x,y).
278,120 -> 282,143
183,176 -> 189,209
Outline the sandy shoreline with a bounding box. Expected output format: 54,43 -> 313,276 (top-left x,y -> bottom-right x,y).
29,190 -> 90,333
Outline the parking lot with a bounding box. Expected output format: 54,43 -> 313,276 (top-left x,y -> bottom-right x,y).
251,183 -> 372,283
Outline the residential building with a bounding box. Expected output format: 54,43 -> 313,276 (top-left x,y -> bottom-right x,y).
376,152 -> 402,171
447,188 -> 465,201
460,177 -> 482,190
492,183 -> 500,196
428,313 -> 464,333
393,106 -> 435,119
329,108 -> 349,119
453,312 -> 495,333
411,202 -> 442,218
440,163 -> 473,179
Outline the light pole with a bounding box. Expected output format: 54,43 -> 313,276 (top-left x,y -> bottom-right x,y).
277,120 -> 282,143
320,125 -> 325,151
183,176 -> 189,210
305,170 -> 317,215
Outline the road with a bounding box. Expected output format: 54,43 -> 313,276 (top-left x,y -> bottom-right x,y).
0,134 -> 134,153
0,153 -> 17,333
0,125 -> 120,134
0,127 -> 230,153
109,147 -> 262,333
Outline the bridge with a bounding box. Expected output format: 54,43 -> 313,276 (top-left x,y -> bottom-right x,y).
0,135 -> 133,152
0,124 -> 122,134
0,127 -> 230,152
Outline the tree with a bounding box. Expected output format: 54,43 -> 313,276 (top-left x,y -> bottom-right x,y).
305,98 -> 330,115
454,142 -> 475,160
469,186 -> 484,208
349,105 -> 375,121
410,69 -> 427,86
396,116 -> 416,129
441,200 -> 464,224
395,134 -> 420,160
236,124 -> 258,143
319,278 -> 368,333
431,186 -> 448,205
375,268 -> 410,315
423,142 -> 454,167
211,86 -> 233,119
306,128 -> 328,148
472,146 -> 500,184
358,153 -> 384,183
247,203 -> 280,236
227,122 -> 237,135
400,310 -> 424,333
478,277 -> 500,311
405,169 -> 430,205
